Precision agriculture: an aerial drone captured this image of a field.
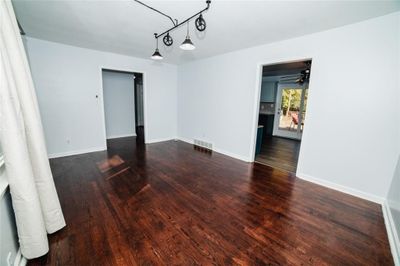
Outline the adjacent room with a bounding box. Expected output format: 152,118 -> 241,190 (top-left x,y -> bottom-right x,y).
1,0 -> 399,265
102,69 -> 145,142
255,60 -> 311,173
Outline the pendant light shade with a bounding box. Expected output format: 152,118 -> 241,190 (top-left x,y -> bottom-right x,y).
151,36 -> 163,60
180,37 -> 195,50
180,22 -> 196,50
151,48 -> 163,60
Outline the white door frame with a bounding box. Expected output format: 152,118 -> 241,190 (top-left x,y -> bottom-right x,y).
99,67 -> 148,149
273,82 -> 307,140
249,57 -> 313,162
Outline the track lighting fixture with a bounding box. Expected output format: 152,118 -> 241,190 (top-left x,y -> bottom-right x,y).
195,14 -> 206,32
180,22 -> 195,50
150,36 -> 163,60
163,33 -> 173,46
134,0 -> 211,60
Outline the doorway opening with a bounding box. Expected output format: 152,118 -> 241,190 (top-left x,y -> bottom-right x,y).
254,60 -> 312,173
101,69 -> 145,146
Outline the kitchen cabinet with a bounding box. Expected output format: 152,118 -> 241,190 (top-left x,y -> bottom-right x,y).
260,81 -> 277,102
258,114 -> 275,137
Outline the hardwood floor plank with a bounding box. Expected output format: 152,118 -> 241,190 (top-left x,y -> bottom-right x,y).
28,136 -> 393,265
256,136 -> 301,173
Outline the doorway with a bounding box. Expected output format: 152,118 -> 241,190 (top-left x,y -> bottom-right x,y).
101,69 -> 145,145
254,60 -> 312,173
133,73 -> 144,142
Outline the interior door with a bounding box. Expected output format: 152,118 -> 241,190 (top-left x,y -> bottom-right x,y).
273,83 -> 308,139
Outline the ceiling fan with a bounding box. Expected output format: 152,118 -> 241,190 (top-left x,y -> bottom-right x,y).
279,62 -> 312,84
295,69 -> 311,84
296,61 -> 312,84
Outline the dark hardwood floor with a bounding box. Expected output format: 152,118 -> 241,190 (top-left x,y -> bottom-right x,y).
256,136 -> 301,173
29,137 -> 393,265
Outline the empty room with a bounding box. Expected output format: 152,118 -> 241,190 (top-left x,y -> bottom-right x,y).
1,0 -> 399,265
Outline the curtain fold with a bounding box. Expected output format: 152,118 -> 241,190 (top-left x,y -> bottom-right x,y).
0,0 -> 65,259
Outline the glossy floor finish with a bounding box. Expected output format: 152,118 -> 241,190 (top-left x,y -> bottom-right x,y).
256,136 -> 301,173
29,137 -> 393,265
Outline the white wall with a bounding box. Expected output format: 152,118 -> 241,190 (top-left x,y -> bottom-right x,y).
102,70 -> 136,139
25,37 -> 178,157
178,12 -> 400,200
23,13 -> 399,201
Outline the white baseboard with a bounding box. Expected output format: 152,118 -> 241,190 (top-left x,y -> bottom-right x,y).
48,146 -> 106,159
14,249 -> 27,266
382,201 -> 400,265
145,137 -> 176,144
297,172 -> 384,204
177,137 -> 193,145
177,137 -> 251,162
178,138 -> 383,202
212,147 -> 251,162
106,133 -> 136,139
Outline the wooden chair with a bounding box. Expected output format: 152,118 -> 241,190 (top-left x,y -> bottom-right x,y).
290,112 -> 303,130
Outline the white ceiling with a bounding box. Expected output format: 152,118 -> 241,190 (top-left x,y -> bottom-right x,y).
13,0 -> 400,65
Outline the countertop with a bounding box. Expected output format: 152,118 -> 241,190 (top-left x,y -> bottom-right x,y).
259,112 -> 274,115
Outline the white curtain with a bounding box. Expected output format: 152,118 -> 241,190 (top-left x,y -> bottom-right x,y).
0,0 -> 65,259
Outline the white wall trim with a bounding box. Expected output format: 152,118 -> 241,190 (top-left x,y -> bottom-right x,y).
180,137 -> 384,202
382,200 -> 400,265
106,133 -> 136,139
176,137 -> 193,145
213,147 -> 251,162
177,137 -> 251,162
13,249 -> 27,266
297,172 -> 384,204
48,146 -> 106,159
145,137 -> 176,144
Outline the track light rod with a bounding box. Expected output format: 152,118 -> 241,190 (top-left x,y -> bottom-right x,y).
154,0 -> 211,40
134,0 -> 178,26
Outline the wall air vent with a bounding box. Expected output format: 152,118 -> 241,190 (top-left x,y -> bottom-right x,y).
193,139 -> 213,153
